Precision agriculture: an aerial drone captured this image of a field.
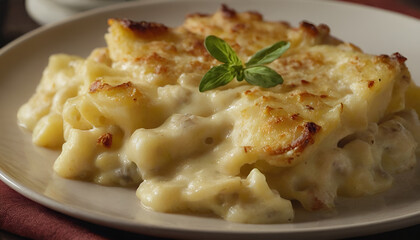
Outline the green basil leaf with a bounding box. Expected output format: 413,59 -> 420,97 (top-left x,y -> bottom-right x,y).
204,35 -> 242,65
199,64 -> 236,92
237,68 -> 244,81
244,65 -> 284,88
245,41 -> 290,67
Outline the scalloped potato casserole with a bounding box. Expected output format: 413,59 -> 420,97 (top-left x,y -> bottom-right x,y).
17,5 -> 420,223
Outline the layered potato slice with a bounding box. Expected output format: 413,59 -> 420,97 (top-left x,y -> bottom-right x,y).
18,5 -> 419,223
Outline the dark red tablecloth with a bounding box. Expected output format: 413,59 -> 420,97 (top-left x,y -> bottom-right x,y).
1,1 -> 419,240
341,0 -> 420,19
0,181 -> 110,240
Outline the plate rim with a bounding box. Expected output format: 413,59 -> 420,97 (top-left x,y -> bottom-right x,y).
1,0 -> 420,239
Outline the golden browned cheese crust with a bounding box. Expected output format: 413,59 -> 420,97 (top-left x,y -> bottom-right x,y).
104,5 -> 360,167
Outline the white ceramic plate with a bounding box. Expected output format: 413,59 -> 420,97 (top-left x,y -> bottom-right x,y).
1,0 -> 420,239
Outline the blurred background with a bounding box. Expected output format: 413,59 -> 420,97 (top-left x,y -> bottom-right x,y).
1,0 -> 419,48
0,0 -> 134,47
0,0 -> 39,47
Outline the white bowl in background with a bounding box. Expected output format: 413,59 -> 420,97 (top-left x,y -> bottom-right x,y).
26,0 -> 136,24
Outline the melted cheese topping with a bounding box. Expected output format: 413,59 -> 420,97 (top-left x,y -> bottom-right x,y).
17,5 -> 420,223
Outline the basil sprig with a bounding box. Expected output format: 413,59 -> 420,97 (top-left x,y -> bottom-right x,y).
199,35 -> 290,92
